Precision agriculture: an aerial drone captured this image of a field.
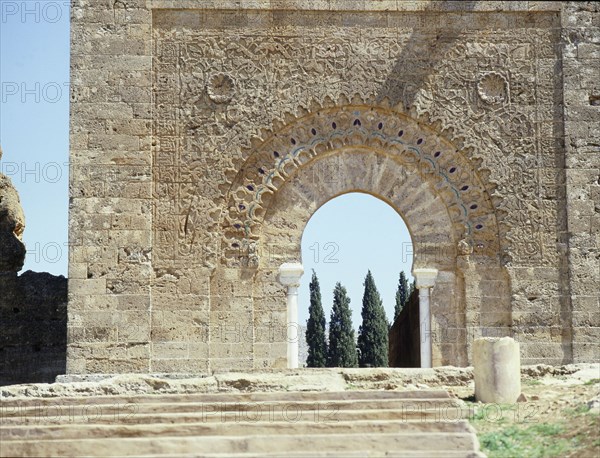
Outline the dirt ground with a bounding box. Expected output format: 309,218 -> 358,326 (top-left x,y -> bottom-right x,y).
445,366 -> 600,458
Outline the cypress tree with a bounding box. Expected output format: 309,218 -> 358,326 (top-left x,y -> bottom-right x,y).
327,282 -> 358,368
357,270 -> 389,367
410,278 -> 416,297
306,270 -> 328,367
394,270 -> 410,321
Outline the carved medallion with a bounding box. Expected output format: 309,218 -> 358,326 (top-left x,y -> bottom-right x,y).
207,73 -> 235,104
477,72 -> 509,105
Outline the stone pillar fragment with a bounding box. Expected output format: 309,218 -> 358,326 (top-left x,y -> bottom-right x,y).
277,263 -> 304,369
474,337 -> 521,403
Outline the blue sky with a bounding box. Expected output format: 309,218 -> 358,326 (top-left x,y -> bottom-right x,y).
299,193 -> 413,330
0,1 -> 414,326
1,0 -> 70,275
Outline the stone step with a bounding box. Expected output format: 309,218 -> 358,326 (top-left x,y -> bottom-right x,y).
1,449 -> 486,458
0,389 -> 451,408
139,452 -> 486,458
0,406 -> 467,426
2,398 -> 463,419
0,419 -> 475,441
0,389 -> 484,457
1,432 -> 480,457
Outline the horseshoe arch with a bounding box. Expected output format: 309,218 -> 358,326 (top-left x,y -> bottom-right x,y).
219,105 -> 511,366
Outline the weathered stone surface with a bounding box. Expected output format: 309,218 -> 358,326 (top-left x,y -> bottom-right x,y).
2,364 -> 598,399
3,363 -> 599,456
0,231 -> 25,273
0,388 -> 484,458
0,147 -> 26,273
473,337 -> 521,404
67,1 -> 600,374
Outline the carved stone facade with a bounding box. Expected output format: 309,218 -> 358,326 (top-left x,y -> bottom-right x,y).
68,1 -> 599,374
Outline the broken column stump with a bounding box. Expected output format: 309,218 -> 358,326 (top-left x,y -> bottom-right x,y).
474,337 -> 521,403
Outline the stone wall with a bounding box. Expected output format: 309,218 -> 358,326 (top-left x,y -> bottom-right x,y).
0,271 -> 67,385
68,0 -> 154,374
561,1 -> 600,368
67,1 -> 599,374
389,289 -> 420,368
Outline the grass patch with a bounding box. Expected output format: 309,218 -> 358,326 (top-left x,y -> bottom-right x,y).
468,377 -> 599,457
468,401 -> 597,457
466,403 -> 519,425
562,403 -> 591,416
478,422 -> 575,458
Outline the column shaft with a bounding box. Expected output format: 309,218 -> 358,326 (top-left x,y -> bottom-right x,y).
287,285 -> 299,369
278,263 -> 304,370
419,287 -> 432,368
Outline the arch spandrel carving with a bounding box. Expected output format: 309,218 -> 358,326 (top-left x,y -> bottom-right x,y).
220,105 -> 502,268
261,151 -> 457,272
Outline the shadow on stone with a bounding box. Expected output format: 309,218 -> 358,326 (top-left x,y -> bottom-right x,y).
0,271 -> 67,386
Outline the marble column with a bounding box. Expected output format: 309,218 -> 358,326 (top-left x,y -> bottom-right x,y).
413,268 -> 438,368
277,263 -> 304,369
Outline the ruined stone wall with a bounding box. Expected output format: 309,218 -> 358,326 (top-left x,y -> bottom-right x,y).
0,147 -> 68,384
0,271 -> 67,385
67,1 -> 599,374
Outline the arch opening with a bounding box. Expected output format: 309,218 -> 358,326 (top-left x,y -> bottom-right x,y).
217,105 -> 511,369
297,192 -> 415,367
299,192 -> 414,326
257,145 -> 463,367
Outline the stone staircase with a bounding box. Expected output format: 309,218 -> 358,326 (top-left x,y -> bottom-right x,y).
1,390 -> 485,457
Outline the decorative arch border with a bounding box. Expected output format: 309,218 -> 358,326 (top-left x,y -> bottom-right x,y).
220,103 -> 501,266
259,149 -> 460,274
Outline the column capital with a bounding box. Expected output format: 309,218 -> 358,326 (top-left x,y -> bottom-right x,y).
412,268 -> 438,289
277,262 -> 304,287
